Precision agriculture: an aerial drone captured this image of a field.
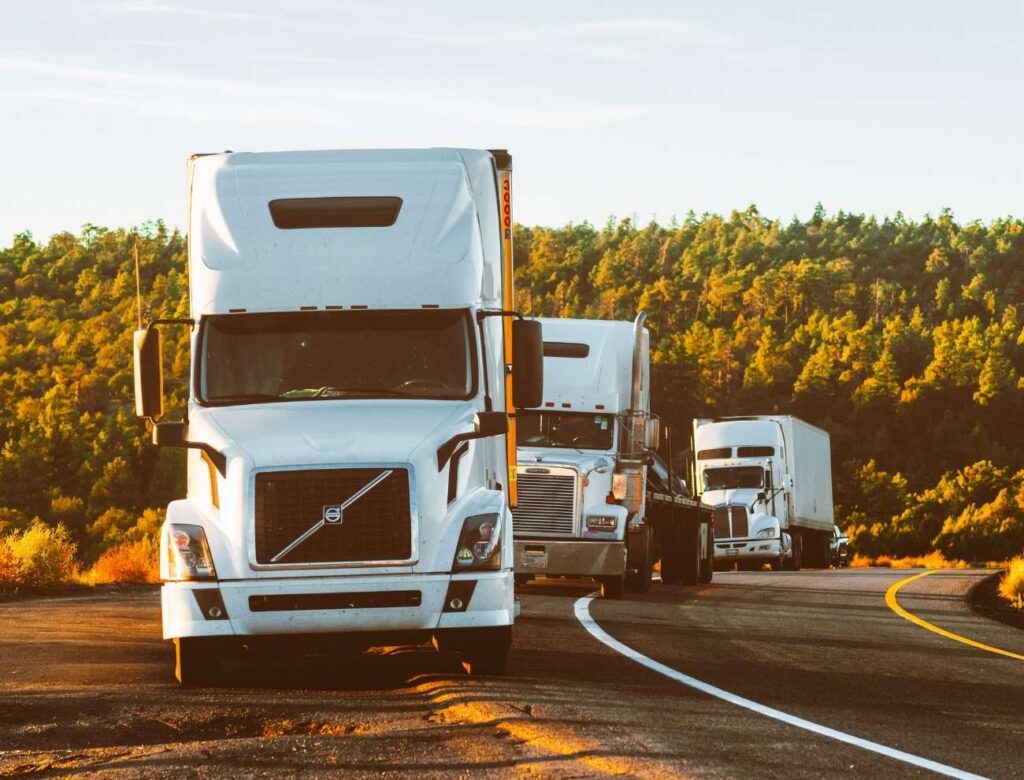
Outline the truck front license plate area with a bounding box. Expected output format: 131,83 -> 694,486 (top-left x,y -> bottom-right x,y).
522,545 -> 548,569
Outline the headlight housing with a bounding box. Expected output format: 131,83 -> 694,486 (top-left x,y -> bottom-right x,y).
453,513 -> 501,571
756,527 -> 776,539
586,515 -> 618,531
166,523 -> 217,580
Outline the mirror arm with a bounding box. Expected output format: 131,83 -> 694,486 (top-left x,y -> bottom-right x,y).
147,317 -> 195,330
476,309 -> 524,322
152,422 -> 226,476
437,430 -> 485,471
185,441 -> 227,476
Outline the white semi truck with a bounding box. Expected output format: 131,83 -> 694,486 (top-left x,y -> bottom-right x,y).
132,148 -> 544,684
512,316 -> 714,597
693,416 -> 834,570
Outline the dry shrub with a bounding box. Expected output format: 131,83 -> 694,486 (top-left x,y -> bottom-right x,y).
84,536 -> 160,585
0,538 -> 18,586
4,521 -> 78,588
849,551 -> 968,569
998,556 -> 1024,609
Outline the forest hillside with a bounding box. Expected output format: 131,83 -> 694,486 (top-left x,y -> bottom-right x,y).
0,208 -> 1022,568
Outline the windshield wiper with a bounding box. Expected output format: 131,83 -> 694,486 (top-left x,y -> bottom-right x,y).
281,386 -> 431,399
208,393 -> 280,404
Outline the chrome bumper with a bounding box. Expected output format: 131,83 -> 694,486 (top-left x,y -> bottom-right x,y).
513,539 -> 625,577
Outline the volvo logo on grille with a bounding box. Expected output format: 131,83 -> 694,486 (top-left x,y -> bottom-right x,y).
322,505 -> 343,524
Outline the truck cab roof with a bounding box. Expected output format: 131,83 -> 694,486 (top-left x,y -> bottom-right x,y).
187,148 -> 503,315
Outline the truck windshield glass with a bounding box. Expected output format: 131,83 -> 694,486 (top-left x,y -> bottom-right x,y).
703,466 -> 764,491
517,411 -> 613,450
199,309 -> 475,404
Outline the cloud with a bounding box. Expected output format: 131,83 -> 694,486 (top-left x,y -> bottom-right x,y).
92,0 -> 279,23
0,55 -> 645,129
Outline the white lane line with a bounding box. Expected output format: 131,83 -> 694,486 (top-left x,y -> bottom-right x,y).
574,596 -> 988,780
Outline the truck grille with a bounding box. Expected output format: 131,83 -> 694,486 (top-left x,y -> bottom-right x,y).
254,468 -> 412,565
713,505 -> 749,539
512,470 -> 577,537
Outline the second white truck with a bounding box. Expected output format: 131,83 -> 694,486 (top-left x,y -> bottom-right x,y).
693,416 -> 834,570
512,315 -> 713,597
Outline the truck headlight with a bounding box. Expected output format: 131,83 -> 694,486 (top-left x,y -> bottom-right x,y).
586,515 -> 618,530
453,513 -> 501,570
756,527 -> 776,539
166,523 -> 217,580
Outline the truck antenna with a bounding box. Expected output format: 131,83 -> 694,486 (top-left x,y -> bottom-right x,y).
133,241 -> 143,329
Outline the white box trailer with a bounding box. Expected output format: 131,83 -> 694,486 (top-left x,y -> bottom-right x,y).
693,415 -> 834,570
132,148 -> 545,684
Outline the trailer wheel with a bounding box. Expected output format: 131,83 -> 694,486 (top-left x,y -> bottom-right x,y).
600,575 -> 626,599
174,637 -> 220,687
680,524 -> 701,586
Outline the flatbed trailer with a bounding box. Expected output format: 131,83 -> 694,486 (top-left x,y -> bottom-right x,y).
642,488 -> 715,585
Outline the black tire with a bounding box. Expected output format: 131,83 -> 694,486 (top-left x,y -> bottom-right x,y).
769,556 -> 784,571
782,533 -> 802,571
174,637 -> 220,687
435,626 -> 511,676
514,574 -> 534,586
698,526 -> 714,584
600,575 -> 626,599
680,524 -> 701,586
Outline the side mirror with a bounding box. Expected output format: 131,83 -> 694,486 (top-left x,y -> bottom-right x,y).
133,328 -> 163,419
476,410 -> 509,437
512,319 -> 543,409
153,420 -> 187,447
645,418 -> 660,450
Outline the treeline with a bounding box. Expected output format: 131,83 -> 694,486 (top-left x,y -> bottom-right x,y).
512,207 -> 1023,561
0,208 -> 1022,563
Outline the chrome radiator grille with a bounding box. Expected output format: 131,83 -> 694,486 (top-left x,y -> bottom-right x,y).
254,468 -> 412,565
713,505 -> 750,539
512,470 -> 578,537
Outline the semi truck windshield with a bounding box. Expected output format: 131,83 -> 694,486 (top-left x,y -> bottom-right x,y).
199,309 -> 475,404
516,411 -> 614,450
703,466 -> 764,491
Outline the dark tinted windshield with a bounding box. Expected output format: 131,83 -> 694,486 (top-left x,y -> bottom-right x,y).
199,309 -> 475,405
517,411 -> 614,450
703,466 -> 764,491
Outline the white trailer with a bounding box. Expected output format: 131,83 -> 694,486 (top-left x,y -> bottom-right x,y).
132,148 -> 544,684
693,416 -> 834,570
512,316 -> 714,597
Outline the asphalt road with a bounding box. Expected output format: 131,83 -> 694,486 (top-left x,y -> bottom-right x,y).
1,569 -> 1021,778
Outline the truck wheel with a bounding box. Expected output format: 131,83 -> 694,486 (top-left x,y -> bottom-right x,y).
435,626 -> 511,675
600,575 -> 626,599
698,527 -> 714,584
784,534 -> 802,571
174,637 -> 220,687
680,524 -> 701,586
769,556 -> 784,571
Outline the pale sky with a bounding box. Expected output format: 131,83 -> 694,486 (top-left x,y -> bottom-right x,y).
2,0 -> 1022,242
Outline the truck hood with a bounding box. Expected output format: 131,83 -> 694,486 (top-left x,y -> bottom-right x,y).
196,400 -> 475,470
702,487 -> 760,509
517,447 -> 614,475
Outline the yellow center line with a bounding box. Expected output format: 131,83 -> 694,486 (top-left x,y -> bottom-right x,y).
885,570 -> 1024,661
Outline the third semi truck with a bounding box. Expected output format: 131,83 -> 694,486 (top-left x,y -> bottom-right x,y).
693,416 -> 834,570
